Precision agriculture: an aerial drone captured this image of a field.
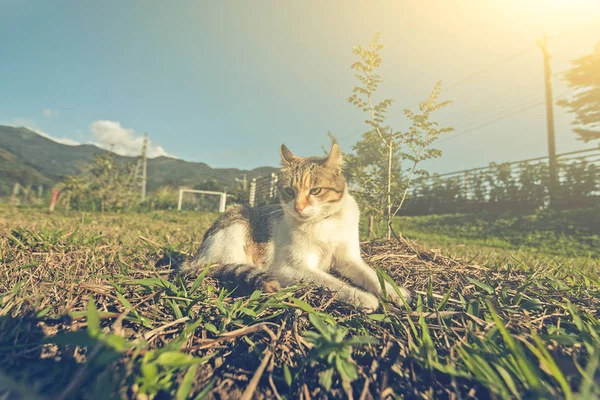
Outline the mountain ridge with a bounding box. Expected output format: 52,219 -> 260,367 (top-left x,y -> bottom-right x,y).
0,125 -> 279,197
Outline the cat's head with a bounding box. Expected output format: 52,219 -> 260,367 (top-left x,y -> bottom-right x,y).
278,143 -> 346,222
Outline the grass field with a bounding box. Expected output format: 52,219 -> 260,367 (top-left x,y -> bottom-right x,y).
1,205 -> 599,399
376,209 -> 600,272
394,208 -> 600,258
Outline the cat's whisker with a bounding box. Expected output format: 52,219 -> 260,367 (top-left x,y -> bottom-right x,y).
264,208 -> 284,217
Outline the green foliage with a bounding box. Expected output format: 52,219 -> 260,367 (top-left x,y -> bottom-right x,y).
385,208 -> 600,260
90,154 -> 139,211
302,313 -> 377,389
141,186 -> 180,210
45,297 -> 133,368
136,339 -> 212,397
58,153 -> 138,212
345,33 -> 452,238
343,129 -> 403,218
558,41 -> 600,142
403,158 -> 598,215
58,175 -> 89,211
59,156 -> 254,213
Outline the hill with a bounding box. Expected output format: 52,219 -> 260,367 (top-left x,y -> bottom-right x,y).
0,125 -> 278,197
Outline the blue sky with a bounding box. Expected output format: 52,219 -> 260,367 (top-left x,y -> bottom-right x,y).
1,0 -> 599,172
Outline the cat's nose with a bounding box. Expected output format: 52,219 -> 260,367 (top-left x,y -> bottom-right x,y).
294,201 -> 306,214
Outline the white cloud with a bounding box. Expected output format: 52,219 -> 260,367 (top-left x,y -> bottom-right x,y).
3,118 -> 171,157
6,118 -> 80,146
43,109 -> 60,118
89,120 -> 169,158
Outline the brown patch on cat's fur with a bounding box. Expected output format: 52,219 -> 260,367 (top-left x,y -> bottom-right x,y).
261,279 -> 282,293
247,239 -> 271,268
279,144 -> 346,208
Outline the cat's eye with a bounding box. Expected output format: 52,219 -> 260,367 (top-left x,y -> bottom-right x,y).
282,187 -> 296,198
309,187 -> 322,196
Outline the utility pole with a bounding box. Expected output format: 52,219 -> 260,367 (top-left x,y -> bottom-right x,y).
141,133 -> 148,201
132,133 -> 149,201
235,174 -> 247,191
537,33 -> 558,207
249,178 -> 256,207
11,182 -> 20,204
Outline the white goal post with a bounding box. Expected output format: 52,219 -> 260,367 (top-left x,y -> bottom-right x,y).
177,189 -> 227,213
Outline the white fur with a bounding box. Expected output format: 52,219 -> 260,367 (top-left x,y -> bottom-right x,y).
191,188 -> 411,313
196,224 -> 252,265
269,189 -> 411,313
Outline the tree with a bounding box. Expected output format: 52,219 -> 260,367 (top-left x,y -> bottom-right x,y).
58,153 -> 138,212
347,33 -> 452,238
88,154 -> 137,212
58,176 -> 89,211
343,129 -> 403,237
194,179 -> 221,192
557,41 -> 600,142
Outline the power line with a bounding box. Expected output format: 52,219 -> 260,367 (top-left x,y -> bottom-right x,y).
336,127 -> 368,143
437,101 -> 544,143
338,79 -> 564,145
338,21 -> 593,147
449,84 -> 552,130
340,83 -> 545,144
553,67 -> 570,78
440,20 -> 598,95
442,48 -> 536,94
426,69 -> 569,134
387,21 -> 595,119
451,83 -> 543,124
450,97 -> 544,134
437,89 -> 572,143
434,66 -> 566,116
451,69 -> 572,130
386,46 -> 536,119
339,72 -> 572,146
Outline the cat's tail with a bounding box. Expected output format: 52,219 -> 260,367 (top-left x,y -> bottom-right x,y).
179,260 -> 281,294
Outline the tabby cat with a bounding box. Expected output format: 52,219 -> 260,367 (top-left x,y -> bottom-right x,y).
180,143 -> 411,313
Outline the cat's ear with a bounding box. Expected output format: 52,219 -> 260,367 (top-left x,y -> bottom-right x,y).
280,144 -> 297,165
324,143 -> 343,169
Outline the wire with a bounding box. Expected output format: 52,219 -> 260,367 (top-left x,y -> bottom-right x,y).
386,20 -> 596,119
443,48 -> 536,94
553,67 -> 570,77
338,79 -> 562,145
449,86 -> 550,131
437,90 -> 573,143
443,19 -> 599,95
437,101 -> 544,143
385,46 -> 537,118
416,70 -> 568,133
336,127 -> 367,143
451,83 -> 544,124
474,21 -> 597,78
338,20 -> 595,146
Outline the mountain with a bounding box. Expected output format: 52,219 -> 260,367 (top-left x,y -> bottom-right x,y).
0,125 -> 279,197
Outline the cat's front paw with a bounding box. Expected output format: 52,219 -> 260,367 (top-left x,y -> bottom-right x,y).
382,282 -> 412,307
353,291 -> 380,314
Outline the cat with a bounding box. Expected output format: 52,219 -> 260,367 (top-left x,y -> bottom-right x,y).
180,143 -> 411,313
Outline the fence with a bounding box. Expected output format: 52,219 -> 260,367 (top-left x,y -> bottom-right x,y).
9,182 -> 45,205
402,147 -> 600,215
249,173 -> 279,207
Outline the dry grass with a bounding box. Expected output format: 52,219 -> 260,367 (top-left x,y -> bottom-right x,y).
0,205 -> 598,399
